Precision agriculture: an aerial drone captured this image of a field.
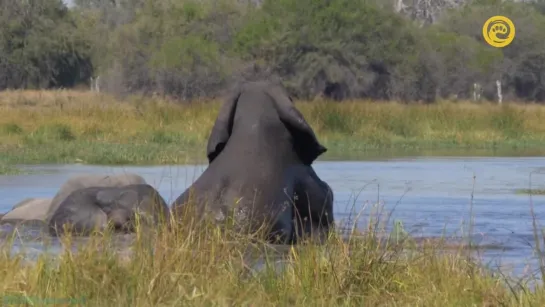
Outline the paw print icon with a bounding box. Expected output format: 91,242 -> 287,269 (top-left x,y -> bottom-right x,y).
482,16 -> 515,48
491,24 -> 508,35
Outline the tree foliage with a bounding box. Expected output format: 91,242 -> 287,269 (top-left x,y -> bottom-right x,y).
1,0 -> 545,102
0,0 -> 93,89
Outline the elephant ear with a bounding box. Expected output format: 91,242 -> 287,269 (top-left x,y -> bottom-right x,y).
206,86 -> 241,163
268,86 -> 327,165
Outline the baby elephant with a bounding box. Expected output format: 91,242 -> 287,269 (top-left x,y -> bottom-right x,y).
48,184 -> 170,236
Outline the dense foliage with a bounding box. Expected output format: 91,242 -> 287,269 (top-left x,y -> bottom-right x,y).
1,0 -> 545,102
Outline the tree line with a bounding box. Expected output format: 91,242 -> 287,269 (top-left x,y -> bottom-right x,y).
1,0 -> 545,103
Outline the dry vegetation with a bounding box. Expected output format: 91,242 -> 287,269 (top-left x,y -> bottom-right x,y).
1,90 -> 545,170
1,90 -> 545,305
1,203 -> 544,307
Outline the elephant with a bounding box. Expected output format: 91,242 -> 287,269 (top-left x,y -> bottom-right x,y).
48,183 -> 171,236
0,198 -> 53,228
44,173 -> 147,224
171,80 -> 334,244
0,173 -> 148,232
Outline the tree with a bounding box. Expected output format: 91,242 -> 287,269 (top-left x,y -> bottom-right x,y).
0,0 -> 93,89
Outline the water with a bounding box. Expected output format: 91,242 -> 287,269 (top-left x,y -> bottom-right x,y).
1,156 -> 545,280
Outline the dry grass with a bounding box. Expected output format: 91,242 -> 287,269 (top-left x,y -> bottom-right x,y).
0,89 -> 545,168
1,205 -> 543,307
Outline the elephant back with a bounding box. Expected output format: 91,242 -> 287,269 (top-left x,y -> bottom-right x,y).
1,198 -> 53,227
45,174 -> 147,223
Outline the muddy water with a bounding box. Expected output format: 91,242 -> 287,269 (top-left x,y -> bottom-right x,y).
1,156 -> 544,279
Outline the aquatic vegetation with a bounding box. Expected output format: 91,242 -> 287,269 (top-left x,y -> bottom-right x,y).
389,219 -> 409,244
0,90 -> 545,165
0,163 -> 22,175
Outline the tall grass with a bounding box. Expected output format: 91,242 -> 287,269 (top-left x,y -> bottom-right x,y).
0,151 -> 544,305
2,194 -> 544,307
1,90 -> 545,166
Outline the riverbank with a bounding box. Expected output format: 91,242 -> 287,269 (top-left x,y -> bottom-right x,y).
0,216 -> 543,306
516,189 -> 545,195
1,90 -> 545,168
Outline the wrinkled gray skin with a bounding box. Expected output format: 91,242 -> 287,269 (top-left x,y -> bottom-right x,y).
48,184 -> 170,236
44,173 -> 147,224
171,81 -> 334,244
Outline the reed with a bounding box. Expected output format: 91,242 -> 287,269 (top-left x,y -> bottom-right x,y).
0,198 -> 541,306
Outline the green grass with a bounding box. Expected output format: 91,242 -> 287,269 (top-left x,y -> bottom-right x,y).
1,201 -> 544,307
1,90 -> 545,167
1,142 -> 545,305
515,189 -> 545,195
0,163 -> 22,175
2,90 -> 545,304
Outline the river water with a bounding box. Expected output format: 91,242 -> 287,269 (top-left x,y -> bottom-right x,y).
1,155 -> 544,281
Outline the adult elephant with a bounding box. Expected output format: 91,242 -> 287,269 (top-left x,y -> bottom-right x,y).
0,173 -> 148,232
0,198 -> 53,228
44,173 -> 147,224
171,80 -> 334,244
48,184 -> 171,236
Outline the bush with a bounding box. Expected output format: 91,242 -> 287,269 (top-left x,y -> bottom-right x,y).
2,0 -> 545,103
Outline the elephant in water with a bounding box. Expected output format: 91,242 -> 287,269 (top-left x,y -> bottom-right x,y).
1,198 -> 53,228
48,184 -> 170,236
0,173 -> 152,235
171,80 -> 334,244
44,173 -> 147,223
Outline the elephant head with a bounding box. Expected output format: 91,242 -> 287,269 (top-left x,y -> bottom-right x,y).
206,81 -> 327,166
44,173 -> 147,224
48,184 -> 170,237
107,208 -> 135,233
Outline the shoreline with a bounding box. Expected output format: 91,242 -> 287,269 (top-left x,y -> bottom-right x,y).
1,91 -> 545,166
2,140 -> 545,167
2,139 -> 545,175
